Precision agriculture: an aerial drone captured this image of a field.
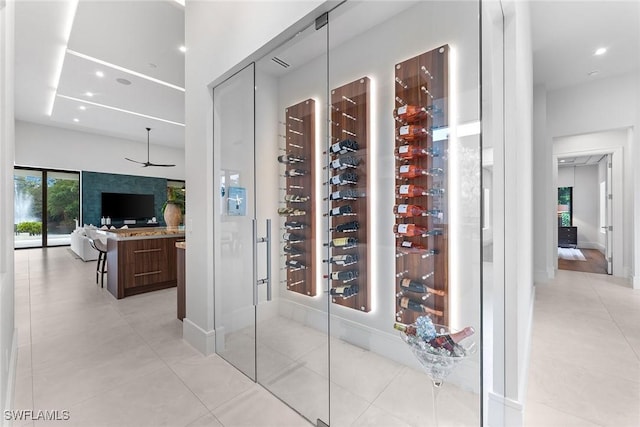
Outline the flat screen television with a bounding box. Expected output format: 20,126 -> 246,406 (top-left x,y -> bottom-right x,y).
101,192 -> 155,220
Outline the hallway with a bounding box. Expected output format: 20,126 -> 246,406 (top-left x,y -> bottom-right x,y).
525,269 -> 640,426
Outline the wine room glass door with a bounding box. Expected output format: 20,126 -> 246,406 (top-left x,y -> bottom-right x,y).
213,63 -> 258,381
253,17 -> 330,426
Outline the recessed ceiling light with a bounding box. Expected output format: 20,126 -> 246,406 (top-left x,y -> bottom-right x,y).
79,105 -> 86,110
588,70 -> 600,77
560,159 -> 565,163
85,91 -> 94,97
95,70 -> 104,78
179,45 -> 186,53
73,118 -> 79,122
594,47 -> 607,56
116,78 -> 132,86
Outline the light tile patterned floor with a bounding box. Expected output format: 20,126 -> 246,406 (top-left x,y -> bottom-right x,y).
13,248 -> 309,427
525,270 -> 640,427
17,248 -> 640,427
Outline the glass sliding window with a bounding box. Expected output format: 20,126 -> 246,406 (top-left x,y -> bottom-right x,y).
46,171 -> 80,247
14,169 -> 43,249
14,167 -> 80,249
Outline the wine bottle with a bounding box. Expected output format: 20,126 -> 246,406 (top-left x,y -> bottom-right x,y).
326,205 -> 353,217
330,284 -> 359,297
284,220 -> 305,229
283,232 -> 304,242
330,155 -> 360,170
285,259 -> 307,269
284,169 -> 308,177
284,194 -> 310,203
330,172 -> 358,185
396,125 -> 429,142
278,207 -> 305,216
399,278 -> 446,297
396,240 -> 439,257
399,296 -> 443,317
396,165 -> 444,179
396,185 -> 445,198
333,220 -> 359,232
325,270 -> 359,281
325,237 -> 357,247
394,204 -> 434,217
393,105 -> 433,123
395,144 -> 438,160
330,139 -> 359,153
324,254 -> 359,265
394,224 -> 443,237
329,189 -> 361,200
283,245 -> 303,255
278,154 -> 305,164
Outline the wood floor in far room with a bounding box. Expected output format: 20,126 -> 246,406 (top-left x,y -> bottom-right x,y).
558,248 -> 608,274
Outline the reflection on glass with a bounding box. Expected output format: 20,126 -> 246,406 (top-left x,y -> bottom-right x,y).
46,171 -> 80,247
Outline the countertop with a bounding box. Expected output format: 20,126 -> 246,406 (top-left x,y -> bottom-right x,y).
97,226 -> 185,240
175,241 -> 186,249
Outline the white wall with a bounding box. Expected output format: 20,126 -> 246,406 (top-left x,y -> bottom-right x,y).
0,0 -> 17,420
489,1 -> 535,426
533,84 -> 554,282
541,71 -> 638,284
558,165 -> 599,249
15,121 -> 185,180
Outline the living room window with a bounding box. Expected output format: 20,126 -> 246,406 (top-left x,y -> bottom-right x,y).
14,167 -> 80,249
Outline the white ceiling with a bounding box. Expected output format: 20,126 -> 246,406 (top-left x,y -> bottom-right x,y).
13,1 -> 640,151
531,0 -> 640,90
14,0 -> 184,149
558,154 -> 606,167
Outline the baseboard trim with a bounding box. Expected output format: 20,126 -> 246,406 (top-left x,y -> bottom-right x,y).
488,391 -> 524,427
182,318 -> 215,355
3,329 -> 17,426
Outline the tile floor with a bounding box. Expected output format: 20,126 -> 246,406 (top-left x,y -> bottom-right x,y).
12,247 -> 479,426
524,269 -> 640,427
18,248 -> 637,426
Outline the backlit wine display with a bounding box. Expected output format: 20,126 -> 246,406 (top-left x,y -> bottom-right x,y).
327,77 -> 371,312
394,46 -> 449,326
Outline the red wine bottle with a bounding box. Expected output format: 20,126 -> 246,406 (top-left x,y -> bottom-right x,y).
396,125 -> 429,142
278,154 -> 305,164
323,254 -> 359,265
399,297 -> 443,317
330,284 -> 359,297
325,270 -> 359,281
399,278 -> 446,297
395,145 -> 438,160
396,165 -> 444,179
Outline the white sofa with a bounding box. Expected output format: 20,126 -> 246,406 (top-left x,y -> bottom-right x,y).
70,226 -> 100,261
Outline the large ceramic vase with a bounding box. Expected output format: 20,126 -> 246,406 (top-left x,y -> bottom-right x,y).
164,202 -> 182,229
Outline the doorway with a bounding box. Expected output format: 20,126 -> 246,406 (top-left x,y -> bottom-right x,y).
555,151 -> 614,275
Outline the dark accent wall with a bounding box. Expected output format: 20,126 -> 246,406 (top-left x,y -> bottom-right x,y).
82,171 -> 167,226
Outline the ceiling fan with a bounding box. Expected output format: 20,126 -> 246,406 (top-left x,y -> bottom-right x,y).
125,127 -> 175,167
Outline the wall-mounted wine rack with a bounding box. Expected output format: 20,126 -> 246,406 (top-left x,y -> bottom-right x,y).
326,77 -> 370,312
279,99 -> 316,297
394,46 -> 449,326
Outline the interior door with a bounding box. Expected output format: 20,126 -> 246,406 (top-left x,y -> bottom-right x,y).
605,154 -> 613,274
213,64 -> 257,380
254,17 -> 330,426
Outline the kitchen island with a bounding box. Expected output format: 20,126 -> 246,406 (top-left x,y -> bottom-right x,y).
100,227 -> 185,299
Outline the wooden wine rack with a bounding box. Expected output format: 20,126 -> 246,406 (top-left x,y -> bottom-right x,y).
394,46 -> 449,326
327,77 -> 370,312
282,99 -> 316,297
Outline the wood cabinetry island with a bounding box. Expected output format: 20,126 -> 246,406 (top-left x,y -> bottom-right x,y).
101,227 -> 186,299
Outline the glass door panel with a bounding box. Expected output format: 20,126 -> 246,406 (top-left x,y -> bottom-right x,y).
213,64 -> 257,380
327,2 -> 482,426
254,19 -> 329,426
14,169 -> 43,249
46,171 -> 80,247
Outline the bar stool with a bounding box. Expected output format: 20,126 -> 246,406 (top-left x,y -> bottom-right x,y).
89,237 -> 107,288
